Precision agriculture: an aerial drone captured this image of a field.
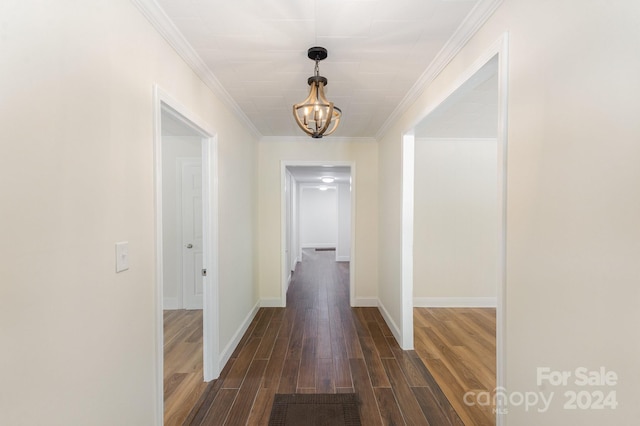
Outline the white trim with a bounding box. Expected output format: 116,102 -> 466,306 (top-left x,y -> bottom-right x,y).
413,297 -> 497,308
335,182 -> 349,263
400,132 -> 415,350
218,301 -> 260,372
280,164 -> 288,308
377,301 -> 402,348
260,136 -> 376,144
300,243 -> 336,249
352,298 -> 378,307
201,133 -> 220,382
495,33 -> 510,426
163,297 -> 179,310
153,86 -> 220,424
152,89 -> 168,426
349,163 -> 357,307
400,33 -> 510,426
131,0 -> 260,139
299,183 -> 338,190
377,0 -> 504,140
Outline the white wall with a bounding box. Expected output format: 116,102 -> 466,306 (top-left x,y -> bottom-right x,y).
378,0 -> 640,424
413,139 -> 498,304
299,186 -> 338,248
284,170 -> 292,278
291,177 -> 299,267
337,182 -> 352,261
162,136 -> 202,309
258,140 -> 378,306
0,1 -> 258,424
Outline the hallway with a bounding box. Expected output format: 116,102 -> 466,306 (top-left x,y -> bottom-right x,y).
183,249 -> 463,425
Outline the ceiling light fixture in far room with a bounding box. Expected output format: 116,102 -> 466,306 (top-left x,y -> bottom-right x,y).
321,176 -> 335,183
318,185 -> 329,191
293,47 -> 342,138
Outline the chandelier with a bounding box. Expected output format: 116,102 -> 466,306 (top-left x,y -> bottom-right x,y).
293,47 -> 342,138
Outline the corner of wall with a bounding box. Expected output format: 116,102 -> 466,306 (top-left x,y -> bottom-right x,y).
377,299 -> 403,348
218,300 -> 260,372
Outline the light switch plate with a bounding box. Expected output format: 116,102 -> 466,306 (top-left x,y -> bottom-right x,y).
115,241 -> 129,273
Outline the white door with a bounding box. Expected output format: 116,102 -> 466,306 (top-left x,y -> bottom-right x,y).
182,161 -> 203,309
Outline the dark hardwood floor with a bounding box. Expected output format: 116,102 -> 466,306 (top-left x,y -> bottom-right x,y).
183,249 -> 465,425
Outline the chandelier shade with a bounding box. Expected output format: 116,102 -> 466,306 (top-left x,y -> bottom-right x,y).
293,47 -> 342,138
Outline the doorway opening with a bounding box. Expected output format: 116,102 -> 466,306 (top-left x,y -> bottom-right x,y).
281,163 -> 356,307
153,87 -> 220,424
402,35 -> 508,425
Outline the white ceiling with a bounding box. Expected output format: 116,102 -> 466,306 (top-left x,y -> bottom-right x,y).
415,55 -> 498,138
161,109 -> 202,137
153,0 -> 483,138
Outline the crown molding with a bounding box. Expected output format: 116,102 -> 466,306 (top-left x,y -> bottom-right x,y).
260,136 -> 377,144
130,0 -> 262,139
375,0 -> 504,140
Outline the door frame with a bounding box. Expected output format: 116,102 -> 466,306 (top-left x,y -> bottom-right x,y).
284,169 -> 293,283
401,33 -> 509,425
280,161 -> 357,307
153,86 -> 220,421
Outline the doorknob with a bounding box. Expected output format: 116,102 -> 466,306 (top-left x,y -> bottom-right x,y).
186,243 -> 193,249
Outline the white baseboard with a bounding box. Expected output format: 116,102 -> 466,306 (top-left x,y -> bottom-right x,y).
260,298 -> 285,308
336,256 -> 350,262
301,243 -> 336,249
377,300 -> 402,347
413,297 -> 497,307
352,298 -> 378,307
218,301 -> 260,372
163,297 -> 179,310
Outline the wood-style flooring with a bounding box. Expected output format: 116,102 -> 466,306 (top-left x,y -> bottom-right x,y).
414,307 -> 497,425
164,309 -> 206,425
165,249 -> 497,425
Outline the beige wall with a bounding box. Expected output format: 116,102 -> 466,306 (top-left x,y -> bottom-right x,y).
3,0 -> 638,424
378,0 -> 640,423
0,1 -> 258,424
413,138 -> 498,301
377,132 -> 406,338
258,140 -> 378,305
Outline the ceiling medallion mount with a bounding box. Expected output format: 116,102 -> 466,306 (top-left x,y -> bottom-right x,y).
293,47 -> 342,138
307,46 -> 328,61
